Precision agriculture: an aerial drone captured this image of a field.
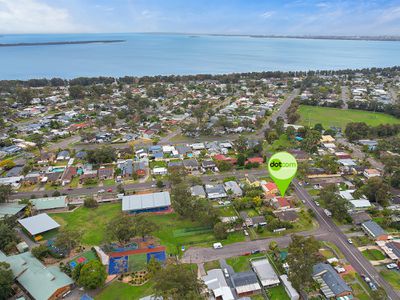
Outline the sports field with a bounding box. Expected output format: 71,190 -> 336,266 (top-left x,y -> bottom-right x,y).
298,105 -> 400,128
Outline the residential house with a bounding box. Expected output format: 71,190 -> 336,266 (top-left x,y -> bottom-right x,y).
312,263 -> 352,299
240,211 -> 253,227
176,145 -> 192,157
191,185 -> 206,198
134,161 -> 147,177
56,150 -> 70,161
231,271 -> 262,297
359,139 -> 378,151
167,160 -> 183,168
98,167 -> 114,180
224,181 -> 243,197
0,251 -> 74,300
5,165 -> 24,177
363,169 -> 381,179
61,167 -> 77,186
118,159 -> 133,177
272,197 -> 291,210
251,258 -> 280,287
202,269 -> 234,300
182,159 -> 199,172
361,220 -> 389,241
262,182 -> 278,196
201,160 -> 216,171
252,216 -> 267,227
246,157 -> 263,165
351,211 -> 372,225
153,167 -> 167,176
246,175 -> 261,187
205,184 -> 227,199
274,210 -> 299,222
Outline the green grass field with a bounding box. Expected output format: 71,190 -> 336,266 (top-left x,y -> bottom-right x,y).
380,270 -> 400,290
204,260 -> 220,272
267,285 -> 290,300
226,253 -> 265,273
50,203 -> 122,245
298,105 -> 400,128
51,203 -> 244,253
96,280 -> 154,300
361,249 -> 386,261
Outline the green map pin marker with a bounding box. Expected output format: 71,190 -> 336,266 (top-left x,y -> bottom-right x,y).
268,152 -> 298,197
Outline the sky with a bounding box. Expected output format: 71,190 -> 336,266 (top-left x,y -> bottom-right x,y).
1,0 -> 400,35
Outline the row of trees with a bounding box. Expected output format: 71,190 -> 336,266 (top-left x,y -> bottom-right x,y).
345,122 -> 400,141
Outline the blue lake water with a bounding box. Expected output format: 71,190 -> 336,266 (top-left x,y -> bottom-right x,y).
1,33 -> 400,79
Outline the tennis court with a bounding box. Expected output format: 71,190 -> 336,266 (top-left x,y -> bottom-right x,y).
69,250 -> 98,268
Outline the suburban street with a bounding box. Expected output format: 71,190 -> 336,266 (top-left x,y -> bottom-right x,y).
293,180 -> 399,300
183,179 -> 400,299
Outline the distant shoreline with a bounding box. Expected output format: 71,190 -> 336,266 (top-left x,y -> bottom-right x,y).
0,40 -> 126,47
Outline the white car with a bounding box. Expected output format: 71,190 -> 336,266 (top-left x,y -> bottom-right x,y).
347,239 -> 353,244
244,230 -> 249,236
223,268 -> 229,278
315,201 -> 320,207
386,263 -> 398,269
97,189 -> 105,193
213,242 -> 223,249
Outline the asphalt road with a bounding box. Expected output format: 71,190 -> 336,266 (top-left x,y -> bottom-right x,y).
293,179 -> 400,300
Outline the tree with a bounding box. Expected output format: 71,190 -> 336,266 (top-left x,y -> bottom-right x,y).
132,214 -> 158,241
0,262 -> 14,300
213,222 -> 228,240
345,122 -> 370,141
237,154 -> 246,167
78,260 -> 107,289
171,181 -> 193,218
72,263 -> 84,281
0,159 -> 15,170
31,244 -> 49,260
106,214 -> 135,245
55,228 -> 80,252
147,256 -> 162,277
313,123 -> 324,132
83,196 -> 98,208
287,235 -> 322,290
359,177 -> 390,207
319,184 -> 351,222
315,155 -> 339,174
87,146 -> 116,164
0,221 -> 18,252
153,264 -> 204,299
301,129 -> 321,154
0,185 -> 12,203
29,133 -> 45,158
156,179 -> 164,188
69,85 -> 85,99
269,240 -> 278,252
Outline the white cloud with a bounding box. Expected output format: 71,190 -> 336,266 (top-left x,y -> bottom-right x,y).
0,0 -> 86,33
260,11 -> 275,19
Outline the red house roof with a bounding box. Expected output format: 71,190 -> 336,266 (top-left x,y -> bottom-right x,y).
246,157 -> 264,164
276,197 -> 290,208
263,182 -> 277,192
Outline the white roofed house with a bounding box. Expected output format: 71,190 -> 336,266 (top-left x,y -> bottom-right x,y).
251,258 -> 280,287
202,269 -> 234,300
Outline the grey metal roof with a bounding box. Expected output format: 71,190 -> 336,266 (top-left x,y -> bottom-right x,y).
182,159 -> 199,168
231,271 -> 259,287
362,220 -> 387,237
0,203 -> 26,219
191,185 -> 206,197
251,259 -> 279,286
122,192 -> 171,212
313,263 -> 351,296
387,242 -> 400,258
224,181 -> 243,196
18,213 -> 60,236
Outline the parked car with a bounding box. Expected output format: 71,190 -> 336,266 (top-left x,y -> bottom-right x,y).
361,274 -> 371,283
386,263 -> 398,269
223,268 -> 229,278
369,282 -> 377,291
97,189 -> 105,193
251,250 -> 260,254
107,188 -> 113,192
347,239 -> 353,244
244,230 -> 249,236
213,242 -> 223,249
